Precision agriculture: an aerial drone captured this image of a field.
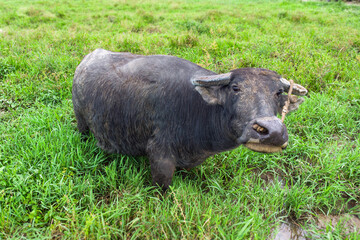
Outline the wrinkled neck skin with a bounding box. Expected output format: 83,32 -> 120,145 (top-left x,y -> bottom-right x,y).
167,92 -> 239,168
197,104 -> 238,152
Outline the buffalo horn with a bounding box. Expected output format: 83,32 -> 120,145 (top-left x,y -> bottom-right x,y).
280,78 -> 308,96
191,73 -> 231,86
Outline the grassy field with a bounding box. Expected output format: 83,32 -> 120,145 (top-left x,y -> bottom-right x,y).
0,0 -> 360,239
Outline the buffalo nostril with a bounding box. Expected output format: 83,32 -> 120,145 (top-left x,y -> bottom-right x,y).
252,123 -> 268,134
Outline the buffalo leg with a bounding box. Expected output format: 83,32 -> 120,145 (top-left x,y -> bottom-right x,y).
149,157 -> 176,191
74,111 -> 89,135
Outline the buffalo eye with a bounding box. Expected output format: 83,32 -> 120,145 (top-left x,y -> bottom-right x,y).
232,85 -> 241,92
276,89 -> 284,96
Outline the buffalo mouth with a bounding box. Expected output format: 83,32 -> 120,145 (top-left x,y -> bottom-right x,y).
237,116 -> 289,153
244,140 -> 288,153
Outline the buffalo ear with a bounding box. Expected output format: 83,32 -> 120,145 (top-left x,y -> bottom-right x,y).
192,73 -> 231,105
278,78 -> 308,114
288,95 -> 305,112
278,95 -> 305,114
194,86 -> 225,105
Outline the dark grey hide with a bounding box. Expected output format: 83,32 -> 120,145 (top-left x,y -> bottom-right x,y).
72,49 -> 307,190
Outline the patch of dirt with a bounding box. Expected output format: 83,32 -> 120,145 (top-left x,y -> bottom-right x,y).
316,214 -> 360,234
302,0 -> 360,5
255,169 -> 286,190
345,1 -> 360,6
272,214 -> 360,239
274,221 -> 307,240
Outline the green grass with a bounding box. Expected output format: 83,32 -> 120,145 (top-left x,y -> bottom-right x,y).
1,0 -> 360,239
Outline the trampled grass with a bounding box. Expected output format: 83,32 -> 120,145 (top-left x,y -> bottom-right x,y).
0,0 -> 359,239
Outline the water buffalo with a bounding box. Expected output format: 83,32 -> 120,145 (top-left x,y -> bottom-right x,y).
72,49 -> 307,190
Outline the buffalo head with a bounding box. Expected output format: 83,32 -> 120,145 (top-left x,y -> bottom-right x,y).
192,68 -> 307,153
